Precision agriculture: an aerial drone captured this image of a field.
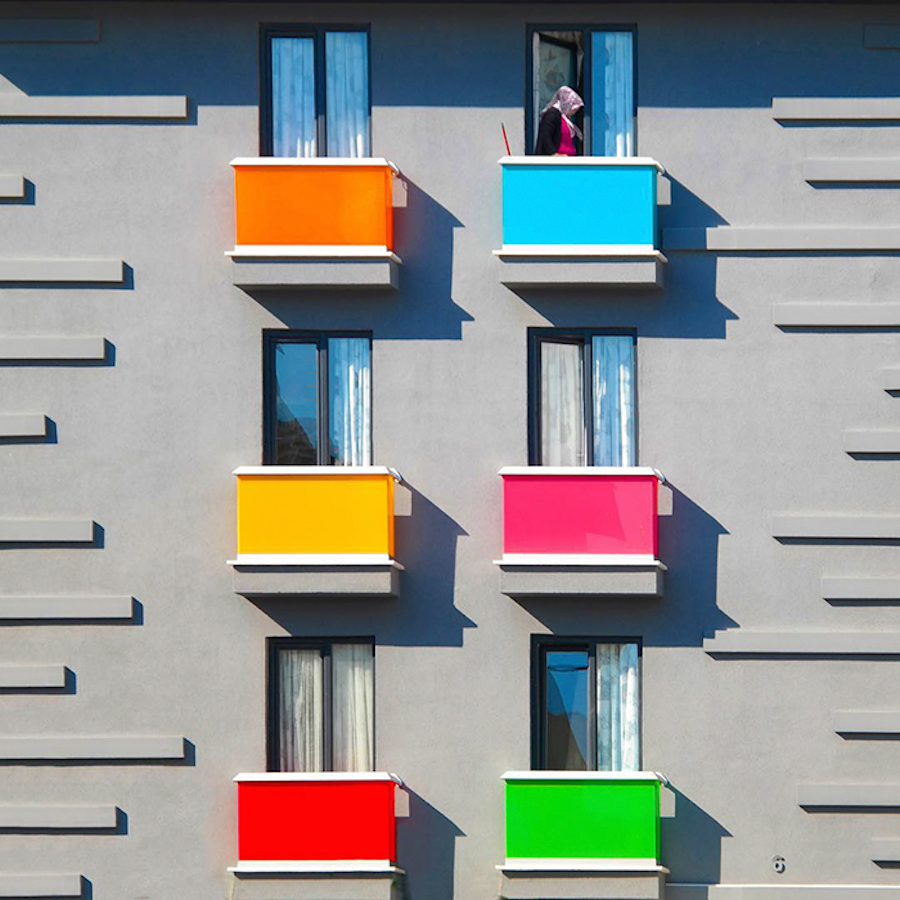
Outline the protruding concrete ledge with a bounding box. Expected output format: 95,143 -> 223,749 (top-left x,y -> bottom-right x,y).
668,886 -> 900,900
804,159 -> 900,182
704,631 -> 900,656
495,557 -> 665,598
882,368 -> 900,391
0,175 -> 24,199
499,867 -> 666,900
0,414 -> 46,439
0,258 -> 123,283
822,577 -> 900,601
772,514 -> 900,540
834,710 -> 900,734
0,666 -> 67,689
0,735 -> 186,761
843,430 -> 900,454
798,784 -> 900,807
231,866 -> 404,900
773,97 -> 900,121
0,95 -> 187,119
666,227 -> 900,252
775,304 -> 900,328
0,337 -> 106,362
866,26 -> 900,49
0,520 -> 95,544
0,874 -> 83,897
872,839 -> 900,862
230,558 -> 401,598
0,805 -> 117,830
0,596 -> 133,620
494,248 -> 666,290
0,19 -> 99,42
229,248 -> 400,290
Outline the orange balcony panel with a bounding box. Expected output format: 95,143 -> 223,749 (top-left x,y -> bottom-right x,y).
232,159 -> 395,249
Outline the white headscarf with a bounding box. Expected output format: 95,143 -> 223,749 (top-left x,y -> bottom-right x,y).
543,85 -> 584,140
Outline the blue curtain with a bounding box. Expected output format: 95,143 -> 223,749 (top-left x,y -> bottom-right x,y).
328,338 -> 372,466
326,32 -> 371,157
591,31 -> 634,157
592,335 -> 635,466
271,37 -> 316,157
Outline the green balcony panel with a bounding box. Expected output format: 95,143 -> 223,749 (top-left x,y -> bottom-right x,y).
503,772 -> 664,863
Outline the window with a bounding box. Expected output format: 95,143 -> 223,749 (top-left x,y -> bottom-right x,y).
268,638 -> 375,772
263,332 -> 372,466
528,26 -> 635,156
261,25 -> 371,158
534,639 -> 640,771
529,330 -> 636,467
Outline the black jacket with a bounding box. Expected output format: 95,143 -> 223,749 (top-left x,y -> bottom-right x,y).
535,106 -> 581,155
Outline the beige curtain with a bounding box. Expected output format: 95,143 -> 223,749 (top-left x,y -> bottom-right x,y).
278,648 -> 324,772
332,643 -> 374,771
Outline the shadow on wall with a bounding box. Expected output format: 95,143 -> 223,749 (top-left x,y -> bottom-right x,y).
244,180 -> 473,342
661,785 -> 731,883
248,486 -> 476,648
398,791 -> 465,900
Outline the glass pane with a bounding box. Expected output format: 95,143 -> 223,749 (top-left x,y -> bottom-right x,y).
332,643 -> 374,771
540,340 -> 586,466
592,335 -> 636,466
544,650 -> 590,770
532,30 -> 585,149
328,338 -> 372,466
591,31 -> 634,157
278,647 -> 324,772
274,342 -> 318,465
597,643 -> 640,771
271,36 -> 317,157
326,31 -> 370,157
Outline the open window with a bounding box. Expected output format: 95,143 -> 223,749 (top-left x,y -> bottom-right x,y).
528,26 -> 635,156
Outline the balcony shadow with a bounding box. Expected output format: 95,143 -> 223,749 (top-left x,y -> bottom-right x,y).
516,488 -> 734,648
247,181 -> 473,342
661,785 -> 731,883
397,791 -> 464,900
247,486 -> 476,648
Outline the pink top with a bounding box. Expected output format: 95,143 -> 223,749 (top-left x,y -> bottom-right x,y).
557,118 -> 576,156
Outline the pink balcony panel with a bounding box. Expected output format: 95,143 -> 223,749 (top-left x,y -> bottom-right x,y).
500,467 -> 662,557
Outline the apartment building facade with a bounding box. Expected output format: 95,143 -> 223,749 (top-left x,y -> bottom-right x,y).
1,2 -> 899,898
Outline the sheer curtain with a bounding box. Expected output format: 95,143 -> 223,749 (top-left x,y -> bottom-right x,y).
592,335 -> 636,466
332,643 -> 375,771
271,37 -> 317,158
328,338 -> 372,466
596,642 -> 640,771
541,341 -> 586,466
591,31 -> 634,157
278,648 -> 324,772
326,31 -> 370,157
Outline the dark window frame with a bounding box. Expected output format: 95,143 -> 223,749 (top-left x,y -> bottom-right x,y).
266,636 -> 376,772
530,634 -> 643,771
527,327 -> 638,466
259,23 -> 373,157
525,23 -> 638,156
262,329 -> 373,466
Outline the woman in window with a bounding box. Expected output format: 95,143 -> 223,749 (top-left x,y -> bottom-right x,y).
535,86 -> 584,156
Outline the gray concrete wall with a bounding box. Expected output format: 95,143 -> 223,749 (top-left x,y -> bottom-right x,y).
1,1 -> 900,897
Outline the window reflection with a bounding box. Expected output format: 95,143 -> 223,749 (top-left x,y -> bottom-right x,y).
544,649 -> 590,770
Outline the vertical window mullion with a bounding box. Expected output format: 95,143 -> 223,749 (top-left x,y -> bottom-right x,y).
583,29 -> 592,156
317,30 -> 328,156
323,643 -> 333,772
319,338 -> 330,466
588,643 -> 598,769
582,337 -> 593,466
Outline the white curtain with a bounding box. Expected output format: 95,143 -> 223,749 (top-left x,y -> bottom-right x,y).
326,32 -> 370,157
271,37 -> 317,158
328,338 -> 372,466
541,341 -> 586,466
597,642 -> 640,771
278,648 -> 324,772
332,643 -> 375,771
591,31 -> 634,157
592,335 -> 636,466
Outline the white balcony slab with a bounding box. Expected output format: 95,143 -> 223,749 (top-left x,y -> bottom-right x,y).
0,805 -> 116,829
0,414 -> 46,439
502,771 -> 667,783
499,156 -> 665,172
499,466 -> 664,480
230,556 -> 401,598
798,784 -> 900,807
0,337 -> 106,362
773,97 -> 900,120
834,710 -> 900,734
0,520 -> 94,544
0,873 -> 83,897
822,577 -> 900,601
495,247 -> 666,290
499,867 -> 666,900
0,19 -> 99,42
231,866 -> 404,900
0,175 -> 25,198
804,159 -> 900,182
775,304 -> 900,328
0,94 -> 187,119
668,887 -> 900,900
0,596 -> 133,620
704,631 -> 900,655
0,735 -> 185,761
495,556 -> 665,598
229,246 -> 400,290
666,227 -> 900,252
0,666 -> 67,689
235,772 -> 404,784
